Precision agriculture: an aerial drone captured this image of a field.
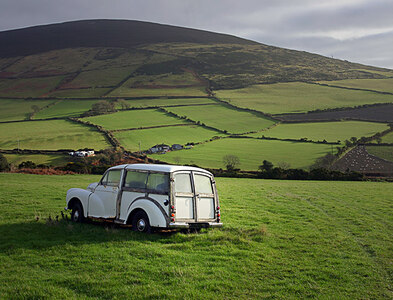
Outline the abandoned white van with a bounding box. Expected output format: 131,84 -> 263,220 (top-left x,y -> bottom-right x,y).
65,164 -> 222,232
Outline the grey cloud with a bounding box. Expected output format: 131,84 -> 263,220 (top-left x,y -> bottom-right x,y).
0,0 -> 391,68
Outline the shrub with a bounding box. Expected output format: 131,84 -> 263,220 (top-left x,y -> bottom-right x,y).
0,154 -> 9,172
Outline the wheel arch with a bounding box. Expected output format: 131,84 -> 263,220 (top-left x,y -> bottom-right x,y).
126,200 -> 168,228
126,208 -> 144,225
67,197 -> 88,218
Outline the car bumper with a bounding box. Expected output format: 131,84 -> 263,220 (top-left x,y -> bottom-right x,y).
168,222 -> 223,229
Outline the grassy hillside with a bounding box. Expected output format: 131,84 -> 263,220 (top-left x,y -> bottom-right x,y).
318,78 -> 393,93
0,99 -> 56,121
0,20 -> 392,171
151,138 -> 333,170
0,173 -> 391,298
4,153 -> 69,167
115,125 -> 224,152
215,83 -> 393,114
0,119 -> 109,150
34,99 -> 101,119
83,109 -> 189,130
248,121 -> 389,143
366,146 -> 393,162
165,104 -> 276,134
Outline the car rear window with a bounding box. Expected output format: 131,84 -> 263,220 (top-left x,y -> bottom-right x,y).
194,174 -> 213,194
174,173 -> 192,193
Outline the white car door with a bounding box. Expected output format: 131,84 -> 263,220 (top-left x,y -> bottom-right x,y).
90,169 -> 122,218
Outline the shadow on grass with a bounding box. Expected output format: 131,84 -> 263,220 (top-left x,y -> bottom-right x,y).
0,219 -> 182,253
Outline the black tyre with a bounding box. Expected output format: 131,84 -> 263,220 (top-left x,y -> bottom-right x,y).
132,211 -> 151,233
71,203 -> 84,223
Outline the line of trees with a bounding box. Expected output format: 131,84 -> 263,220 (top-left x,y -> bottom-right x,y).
215,154 -> 364,181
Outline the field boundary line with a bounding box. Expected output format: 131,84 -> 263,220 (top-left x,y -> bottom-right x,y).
111,123 -> 194,132
307,81 -> 393,96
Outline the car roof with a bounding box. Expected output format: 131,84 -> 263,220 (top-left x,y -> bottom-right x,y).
108,163 -> 212,175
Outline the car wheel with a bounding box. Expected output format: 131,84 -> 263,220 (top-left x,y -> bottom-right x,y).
132,211 -> 151,233
71,203 -> 84,223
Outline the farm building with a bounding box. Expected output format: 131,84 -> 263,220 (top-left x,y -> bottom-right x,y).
148,144 -> 170,154
171,144 -> 183,150
69,150 -> 95,157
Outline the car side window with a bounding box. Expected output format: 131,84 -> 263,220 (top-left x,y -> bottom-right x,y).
124,171 -> 148,190
101,170 -> 122,187
147,173 -> 169,194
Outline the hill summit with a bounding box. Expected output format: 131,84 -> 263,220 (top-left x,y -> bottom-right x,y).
0,19 -> 256,57
0,19 -> 391,91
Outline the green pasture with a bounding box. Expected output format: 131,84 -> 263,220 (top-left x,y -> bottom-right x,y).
318,78 -> 393,93
0,120 -> 110,150
0,99 -> 56,122
82,49 -> 148,70
381,131 -> 393,144
115,125 -> 224,152
0,76 -> 64,97
35,100 -> 100,119
165,104 -> 276,134
120,73 -> 203,87
4,153 -> 69,167
248,121 -> 389,143
83,109 -> 189,131
151,138 -> 333,170
366,146 -> 393,162
118,97 -> 216,109
108,86 -> 207,97
4,48 -> 98,74
0,173 -> 391,298
63,67 -> 135,88
48,88 -> 112,98
215,82 -> 393,114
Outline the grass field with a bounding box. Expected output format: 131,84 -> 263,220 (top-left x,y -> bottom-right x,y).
366,145 -> 393,162
215,82 -> 393,114
248,121 -> 389,143
4,153 -> 69,167
83,109 -> 189,131
0,120 -> 110,150
0,99 -> 56,122
61,67 -> 135,88
151,138 -> 333,170
0,173 -> 391,298
35,100 -> 100,119
118,98 -> 216,109
115,125 -> 224,152
47,88 -> 112,98
4,48 -> 98,74
318,78 -> 393,93
108,86 -> 207,97
165,104 -> 276,134
119,73 -> 203,87
0,76 -> 64,97
381,131 -> 393,144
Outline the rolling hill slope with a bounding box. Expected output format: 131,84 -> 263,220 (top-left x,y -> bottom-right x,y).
0,20 -> 392,172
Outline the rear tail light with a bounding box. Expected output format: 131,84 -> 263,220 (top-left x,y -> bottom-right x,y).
170,205 -> 175,222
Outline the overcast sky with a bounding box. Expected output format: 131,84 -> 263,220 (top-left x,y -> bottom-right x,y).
1,0 -> 392,68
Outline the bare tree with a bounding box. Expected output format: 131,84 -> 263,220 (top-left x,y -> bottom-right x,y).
116,99 -> 130,110
223,154 -> 240,171
277,161 -> 290,169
